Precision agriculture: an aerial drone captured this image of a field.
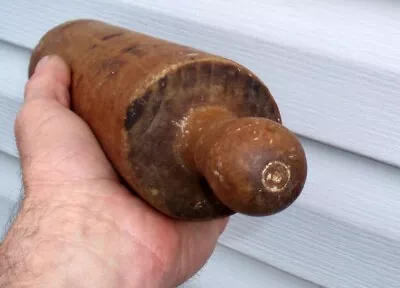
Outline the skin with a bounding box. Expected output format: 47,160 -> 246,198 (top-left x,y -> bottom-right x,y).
0,55 -> 228,288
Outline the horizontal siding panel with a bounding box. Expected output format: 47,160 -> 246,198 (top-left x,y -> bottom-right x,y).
0,40 -> 29,157
221,207 -> 400,288
0,41 -> 30,98
0,0 -> 400,169
0,95 -> 22,157
181,244 -> 321,288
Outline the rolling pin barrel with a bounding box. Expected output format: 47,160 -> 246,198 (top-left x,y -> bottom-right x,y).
29,19 -> 307,220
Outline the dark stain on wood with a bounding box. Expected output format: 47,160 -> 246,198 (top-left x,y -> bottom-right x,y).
246,76 -> 262,99
182,64 -> 197,89
158,75 -> 168,94
125,92 -> 152,130
122,44 -> 147,57
75,74 -> 84,86
198,62 -> 212,89
102,32 -> 124,41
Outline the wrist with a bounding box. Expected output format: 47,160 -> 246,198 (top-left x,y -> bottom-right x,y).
0,192 -> 166,288
0,198 -> 71,287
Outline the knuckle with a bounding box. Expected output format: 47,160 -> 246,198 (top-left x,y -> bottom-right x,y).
24,72 -> 43,98
14,96 -> 55,144
14,102 -> 29,138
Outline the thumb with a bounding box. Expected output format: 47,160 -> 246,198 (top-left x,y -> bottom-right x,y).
15,55 -> 117,195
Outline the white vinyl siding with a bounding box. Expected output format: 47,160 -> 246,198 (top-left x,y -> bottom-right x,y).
1,1 -> 399,287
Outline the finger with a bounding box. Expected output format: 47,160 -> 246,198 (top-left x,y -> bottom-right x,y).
24,54 -> 71,106
173,216 -> 230,284
15,55 -> 118,195
102,188 -> 230,286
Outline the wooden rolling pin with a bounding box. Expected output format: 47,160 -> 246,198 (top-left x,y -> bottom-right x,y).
28,19 -> 307,220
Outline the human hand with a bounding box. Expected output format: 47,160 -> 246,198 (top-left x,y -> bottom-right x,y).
0,55 -> 228,288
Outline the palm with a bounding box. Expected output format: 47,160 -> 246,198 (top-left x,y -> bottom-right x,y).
16,56 -> 227,287
78,178 -> 227,287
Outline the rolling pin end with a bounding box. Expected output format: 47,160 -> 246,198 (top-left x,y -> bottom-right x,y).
179,106 -> 307,216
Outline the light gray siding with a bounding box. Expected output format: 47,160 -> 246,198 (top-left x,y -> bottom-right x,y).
1,1 -> 400,287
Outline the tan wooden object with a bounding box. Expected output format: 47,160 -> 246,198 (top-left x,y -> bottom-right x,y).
29,20 -> 307,220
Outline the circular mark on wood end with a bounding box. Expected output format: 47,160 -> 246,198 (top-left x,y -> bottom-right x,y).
261,161 -> 291,193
